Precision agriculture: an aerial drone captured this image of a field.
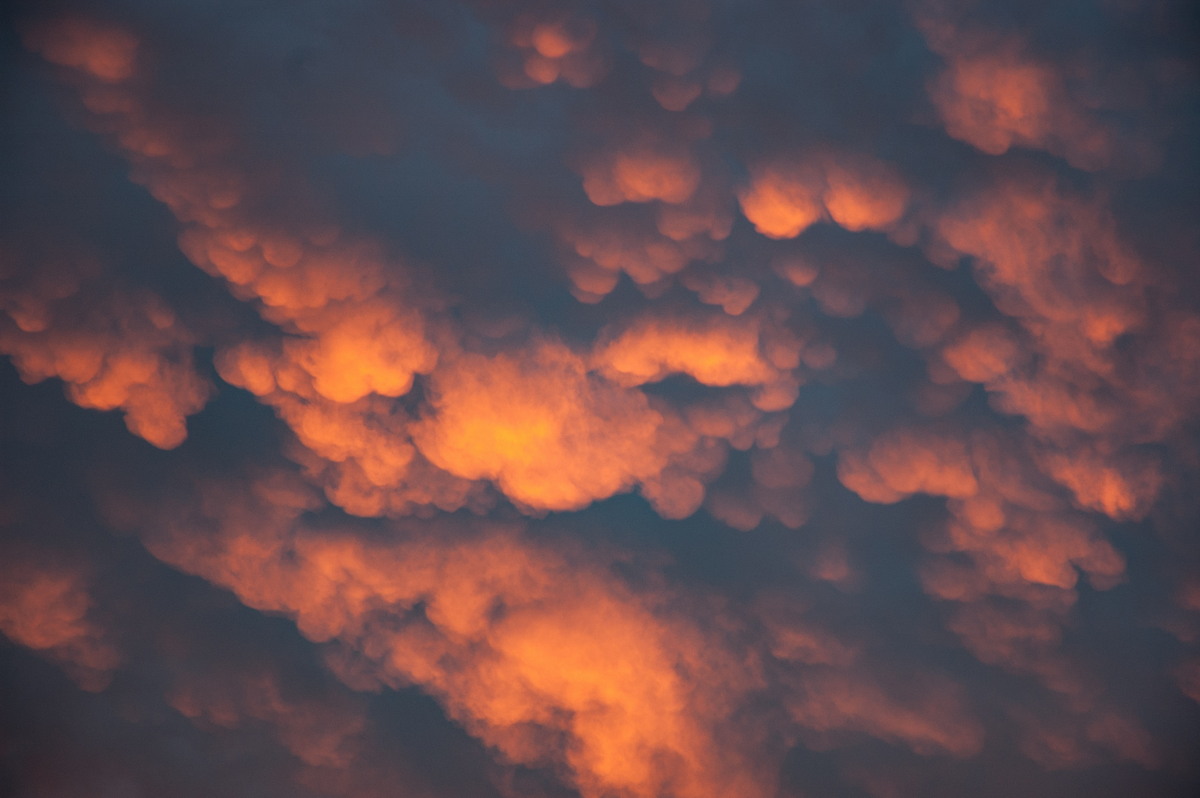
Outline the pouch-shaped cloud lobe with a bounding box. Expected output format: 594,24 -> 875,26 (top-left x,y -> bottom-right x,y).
2,1 -> 1198,796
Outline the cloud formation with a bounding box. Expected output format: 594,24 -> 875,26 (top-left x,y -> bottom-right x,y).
2,0 -> 1198,796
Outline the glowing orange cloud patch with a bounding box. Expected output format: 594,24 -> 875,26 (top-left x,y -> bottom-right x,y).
773,255 -> 819,287
991,378 -> 1122,437
1038,448 -> 1164,521
0,552 -> 120,691
942,323 -> 1023,383
839,427 -> 979,503
739,153 -> 910,238
413,342 -> 682,511
483,586 -> 749,797
530,22 -> 579,59
558,208 -> 725,300
934,54 -> 1053,155
821,157 -> 910,232
504,16 -> 602,89
950,493 -> 1007,533
23,23 -> 452,479
936,175 -> 1144,310
910,3 -> 1146,172
1,248 -> 211,449
594,314 -> 778,388
282,398 -> 416,487
1002,534 -> 1091,589
215,343 -> 486,518
656,198 -> 735,243
927,47 -> 1116,171
128,482 -> 771,798
614,150 -> 702,203
928,172 -> 1167,449
523,53 -> 559,84
23,17 -> 138,82
681,273 -> 760,315
737,165 -> 823,239
282,299 -> 437,403
583,148 -> 702,206
940,509 -> 1126,594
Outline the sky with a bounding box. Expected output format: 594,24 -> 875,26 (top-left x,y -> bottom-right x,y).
1,1 -> 1198,796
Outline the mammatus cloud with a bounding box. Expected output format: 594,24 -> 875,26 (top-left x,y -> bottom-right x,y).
738,151 -> 911,240
0,241 -> 211,447
0,545 -> 119,693
2,1 -> 1198,796
911,0 -> 1172,174
108,470 -> 774,797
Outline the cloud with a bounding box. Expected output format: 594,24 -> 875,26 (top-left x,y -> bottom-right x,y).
737,151 -> 910,239
413,341 -> 678,512
912,0 -> 1170,173
102,467 -> 773,797
0,545 -> 120,692
1,242 -> 211,448
3,1 -> 1199,796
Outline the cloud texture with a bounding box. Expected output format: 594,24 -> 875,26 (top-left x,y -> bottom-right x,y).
2,1 -> 1199,796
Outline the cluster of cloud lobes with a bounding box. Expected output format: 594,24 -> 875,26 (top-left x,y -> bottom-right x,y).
1,1 -> 1198,796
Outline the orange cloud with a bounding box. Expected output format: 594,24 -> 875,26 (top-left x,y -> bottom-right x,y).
0,547 -> 120,691
838,426 -> 979,503
560,214 -> 719,297
927,171 -> 1188,448
934,174 -> 1144,326
503,14 -> 605,89
23,16 -> 138,82
681,272 -> 759,315
280,298 -> 436,404
912,3 -> 1153,174
1,244 -> 211,449
122,473 -> 773,798
1038,446 -> 1164,521
413,342 -> 684,512
594,313 -> 780,388
582,147 -> 702,206
941,322 -> 1023,383
738,152 -> 910,239
932,50 -> 1105,165
21,18 -> 455,492
821,156 -> 911,232
737,163 -> 824,239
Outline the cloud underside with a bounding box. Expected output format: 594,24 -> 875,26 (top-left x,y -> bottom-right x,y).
2,1 -> 1198,797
